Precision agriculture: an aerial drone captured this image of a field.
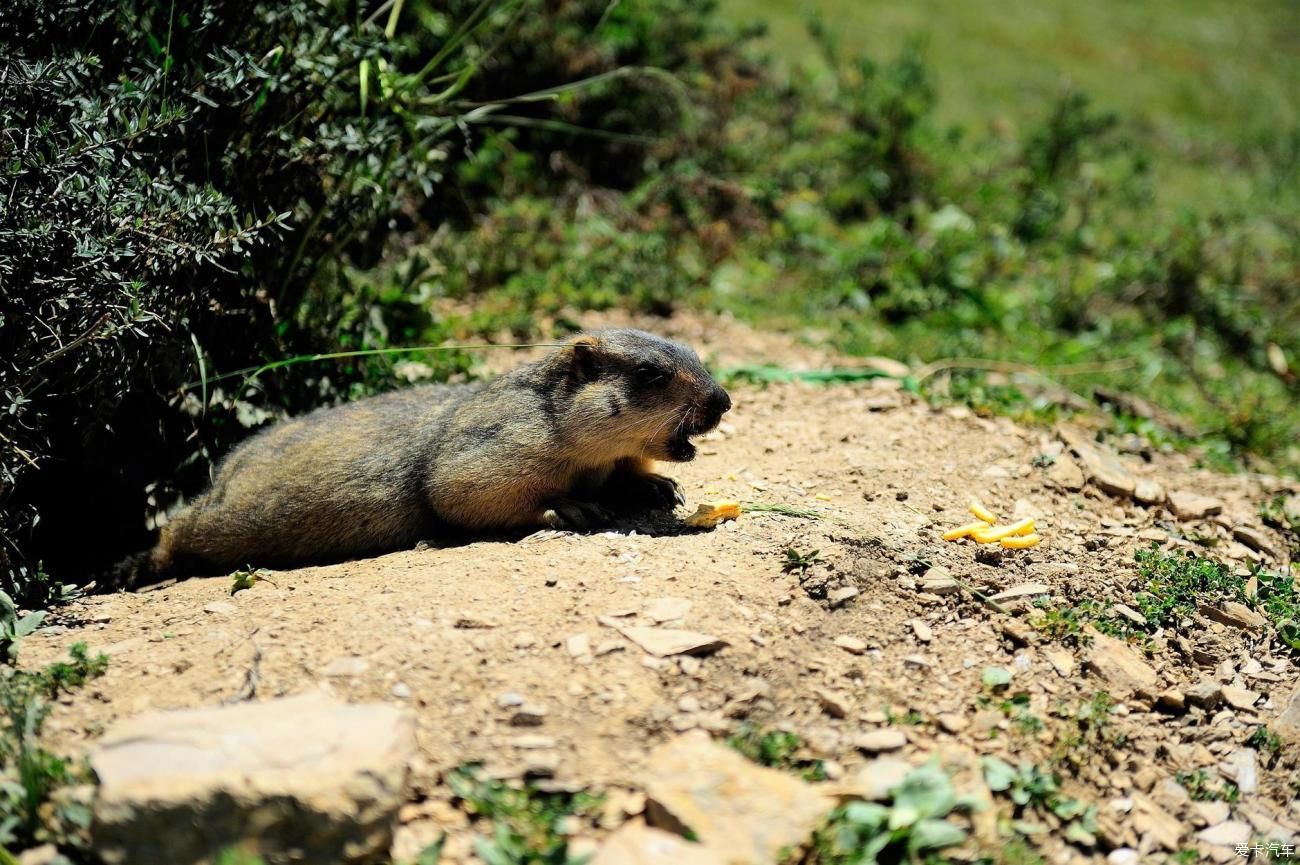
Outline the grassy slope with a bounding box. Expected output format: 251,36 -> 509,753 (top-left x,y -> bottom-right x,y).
718,0 -> 1300,211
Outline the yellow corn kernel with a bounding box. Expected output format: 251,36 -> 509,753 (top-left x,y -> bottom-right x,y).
943,522 -> 992,541
1000,533 -> 1042,549
685,500 -> 741,528
975,517 -> 1036,542
969,500 -> 997,524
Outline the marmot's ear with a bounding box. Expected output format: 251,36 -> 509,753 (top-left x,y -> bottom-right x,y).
565,334 -> 602,381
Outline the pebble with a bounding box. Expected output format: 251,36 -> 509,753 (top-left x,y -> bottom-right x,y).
854,729 -> 907,752
497,692 -> 526,708
815,689 -> 851,719
828,586 -> 859,608
910,619 -> 933,643
937,713 -> 968,734
1156,689 -> 1186,712
643,597 -> 692,623
1167,490 -> 1224,522
1185,681 -> 1223,710
833,635 -> 867,655
321,656 -> 370,678
390,683 -> 411,700
202,602 -> 237,616
509,704 -> 548,727
987,583 -> 1051,602
918,566 -> 959,594
1196,820 -> 1252,848
565,633 -> 592,658
1220,685 -> 1259,711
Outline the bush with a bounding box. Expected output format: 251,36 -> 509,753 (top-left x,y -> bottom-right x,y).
0,0 -> 750,599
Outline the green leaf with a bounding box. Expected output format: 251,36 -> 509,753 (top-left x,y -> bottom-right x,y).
981,756 -> 1017,792
908,818 -> 967,851
982,665 -> 1013,687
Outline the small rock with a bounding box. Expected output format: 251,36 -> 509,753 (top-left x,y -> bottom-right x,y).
831,758 -> 911,801
1084,631 -> 1157,698
1232,525 -> 1274,557
1058,427 -> 1135,498
1196,821 -> 1252,848
1129,793 -> 1185,851
1200,602 -> 1267,630
565,633 -> 592,658
833,635 -> 867,655
589,823 -> 724,865
17,845 -> 59,865
854,729 -> 908,752
616,627 -> 727,658
202,601 -> 237,616
1220,686 -> 1259,711
1192,801 -> 1231,826
828,586 -> 859,608
1157,690 -> 1186,711
910,619 -> 933,643
454,613 -> 498,629
987,583 -> 1051,602
1167,490 -> 1224,522
937,713 -> 968,734
1185,681 -> 1223,710
1107,848 -> 1140,865
321,656 -> 370,678
918,566 -> 959,594
91,692 -> 413,865
1220,749 -> 1258,794
643,732 -> 834,865
497,692 -> 526,708
1133,479 -> 1166,506
815,689 -> 851,719
644,597 -> 692,624
390,683 -> 411,700
1112,603 -> 1148,628
1274,682 -> 1300,745
510,704 -> 548,727
1045,649 -> 1075,677
1046,456 -> 1085,491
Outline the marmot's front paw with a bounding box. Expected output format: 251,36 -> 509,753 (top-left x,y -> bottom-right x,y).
607,472 -> 685,512
541,498 -> 614,531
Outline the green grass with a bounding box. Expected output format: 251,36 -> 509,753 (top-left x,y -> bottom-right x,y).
719,0 -> 1299,213
447,764 -> 602,865
0,643 -> 108,857
1176,769 -> 1240,804
726,725 -> 828,782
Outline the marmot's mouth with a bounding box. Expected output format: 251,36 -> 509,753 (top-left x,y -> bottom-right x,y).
665,409 -> 723,462
667,428 -> 697,462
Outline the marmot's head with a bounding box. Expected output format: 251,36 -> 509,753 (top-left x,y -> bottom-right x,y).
549,329 -> 731,464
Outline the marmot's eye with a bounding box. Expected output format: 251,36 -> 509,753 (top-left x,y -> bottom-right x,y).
635,365 -> 669,387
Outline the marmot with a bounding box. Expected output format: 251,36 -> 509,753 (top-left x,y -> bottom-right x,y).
143,329 -> 730,581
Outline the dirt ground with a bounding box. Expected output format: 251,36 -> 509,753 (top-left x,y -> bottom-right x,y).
25,314 -> 1300,863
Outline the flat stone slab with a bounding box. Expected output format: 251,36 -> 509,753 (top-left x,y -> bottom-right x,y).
91,691 -> 414,865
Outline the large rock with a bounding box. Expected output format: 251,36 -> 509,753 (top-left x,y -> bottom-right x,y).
91,692 -> 414,865
643,731 -> 834,864
1083,631 -> 1158,699
1166,490 -> 1223,521
1273,682 -> 1300,745
1057,427 -> 1135,498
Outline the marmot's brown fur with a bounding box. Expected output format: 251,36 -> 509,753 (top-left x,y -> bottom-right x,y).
140,329 -> 730,582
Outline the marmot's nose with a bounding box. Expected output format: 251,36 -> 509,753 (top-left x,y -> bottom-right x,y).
702,387 -> 733,424
708,386 -> 731,417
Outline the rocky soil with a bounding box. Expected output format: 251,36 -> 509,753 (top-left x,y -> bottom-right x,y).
23,314 -> 1300,864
